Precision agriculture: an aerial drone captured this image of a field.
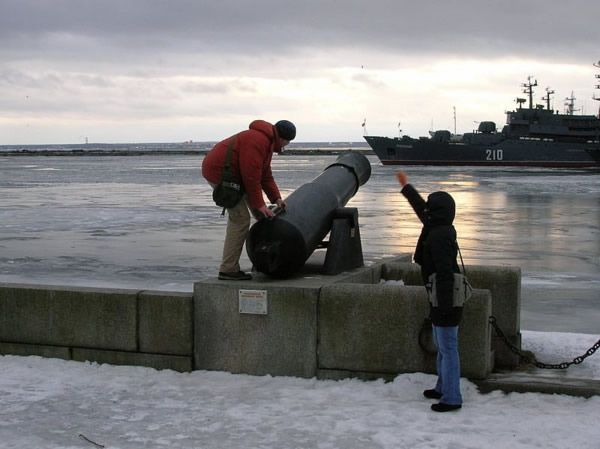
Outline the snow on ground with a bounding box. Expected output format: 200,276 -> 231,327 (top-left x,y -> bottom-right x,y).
1,332 -> 599,449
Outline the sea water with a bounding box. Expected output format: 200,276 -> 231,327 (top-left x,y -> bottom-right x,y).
1,153 -> 599,333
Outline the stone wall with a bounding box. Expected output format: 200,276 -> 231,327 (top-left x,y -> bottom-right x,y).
0,256 -> 521,380
0,283 -> 193,372
382,261 -> 521,368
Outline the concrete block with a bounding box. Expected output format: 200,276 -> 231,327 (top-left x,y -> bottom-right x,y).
459,289 -> 493,378
138,291 -> 193,355
0,341 -> 71,360
466,265 -> 521,335
0,283 -> 137,351
72,348 -> 192,372
319,284 -> 493,379
194,279 -> 319,378
463,265 -> 521,368
333,265 -> 379,285
336,254 -> 412,284
381,261 -> 422,285
379,262 -> 521,369
319,284 -> 429,374
492,332 -> 522,369
332,256 -> 412,284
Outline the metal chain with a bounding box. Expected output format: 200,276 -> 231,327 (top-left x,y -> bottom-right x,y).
489,316 -> 600,369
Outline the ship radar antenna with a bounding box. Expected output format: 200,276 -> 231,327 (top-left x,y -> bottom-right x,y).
515,97 -> 527,109
564,91 -> 579,115
542,87 -> 555,111
361,118 -> 368,136
522,76 -> 538,109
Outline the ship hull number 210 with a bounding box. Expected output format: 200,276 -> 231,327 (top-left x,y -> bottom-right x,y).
486,149 -> 504,161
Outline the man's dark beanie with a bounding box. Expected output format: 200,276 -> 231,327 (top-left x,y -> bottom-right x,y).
275,120 -> 296,141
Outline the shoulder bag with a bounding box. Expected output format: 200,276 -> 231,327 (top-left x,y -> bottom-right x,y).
212,136 -> 244,211
426,241 -> 473,308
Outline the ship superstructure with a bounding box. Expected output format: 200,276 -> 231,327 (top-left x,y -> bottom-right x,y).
365,68 -> 600,168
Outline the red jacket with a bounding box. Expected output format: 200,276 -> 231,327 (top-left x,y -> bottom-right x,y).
202,120 -> 282,210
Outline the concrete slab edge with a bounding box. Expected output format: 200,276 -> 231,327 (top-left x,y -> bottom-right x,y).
474,373 -> 600,398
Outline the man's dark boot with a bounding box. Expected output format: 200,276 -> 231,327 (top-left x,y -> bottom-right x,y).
218,271 -> 252,281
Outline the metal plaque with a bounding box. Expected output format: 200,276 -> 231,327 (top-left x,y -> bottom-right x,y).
238,289 -> 268,315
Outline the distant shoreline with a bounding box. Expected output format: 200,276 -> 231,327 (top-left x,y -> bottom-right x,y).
0,149 -> 206,157
0,148 -> 373,157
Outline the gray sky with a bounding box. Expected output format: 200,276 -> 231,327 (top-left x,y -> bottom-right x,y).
1,0 -> 599,143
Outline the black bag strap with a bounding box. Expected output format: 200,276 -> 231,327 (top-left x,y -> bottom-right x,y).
221,135 -> 237,180
456,241 -> 467,276
218,135 -> 238,216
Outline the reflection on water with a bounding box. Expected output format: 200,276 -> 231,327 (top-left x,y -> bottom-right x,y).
0,154 -> 599,333
354,162 -> 600,274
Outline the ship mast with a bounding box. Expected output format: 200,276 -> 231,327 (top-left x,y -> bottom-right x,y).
522,76 -> 538,109
564,91 -> 578,115
453,106 -> 457,135
594,60 -> 600,118
541,87 -> 555,111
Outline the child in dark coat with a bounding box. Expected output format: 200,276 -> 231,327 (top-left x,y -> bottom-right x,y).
396,171 -> 463,412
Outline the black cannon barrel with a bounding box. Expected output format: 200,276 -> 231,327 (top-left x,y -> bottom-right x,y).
246,152 -> 371,278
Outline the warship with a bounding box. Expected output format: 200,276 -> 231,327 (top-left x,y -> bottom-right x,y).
365,73 -> 600,168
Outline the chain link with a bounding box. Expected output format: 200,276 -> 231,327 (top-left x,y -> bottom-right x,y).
489,316 -> 600,370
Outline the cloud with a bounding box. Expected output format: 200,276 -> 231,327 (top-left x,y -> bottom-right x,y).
2,0 -> 598,65
0,1 -> 598,143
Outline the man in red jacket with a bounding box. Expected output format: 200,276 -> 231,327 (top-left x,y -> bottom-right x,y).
202,119 -> 296,280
